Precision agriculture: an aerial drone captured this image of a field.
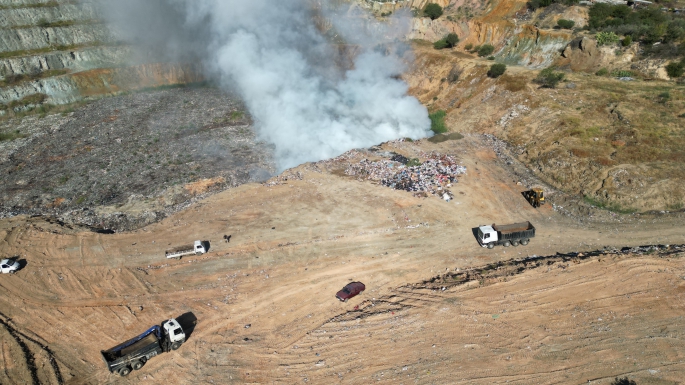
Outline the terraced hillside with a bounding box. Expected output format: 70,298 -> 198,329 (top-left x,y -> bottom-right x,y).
0,0 -> 201,113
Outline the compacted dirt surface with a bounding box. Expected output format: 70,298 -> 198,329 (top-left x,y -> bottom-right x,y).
0,134 -> 684,385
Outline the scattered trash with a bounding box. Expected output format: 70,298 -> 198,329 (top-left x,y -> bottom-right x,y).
343,152 -> 466,200
244,324 -> 251,329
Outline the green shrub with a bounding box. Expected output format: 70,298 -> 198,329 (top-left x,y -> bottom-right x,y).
429,110 -> 448,134
595,68 -> 609,76
528,0 -> 579,10
557,19 -> 575,29
666,61 -> 684,78
477,44 -> 495,57
596,31 -> 620,46
464,43 -> 473,51
445,33 -> 459,47
534,66 -> 565,88
424,3 -> 443,20
621,35 -> 632,46
487,56 -> 495,60
610,377 -> 636,385
488,63 -> 507,78
434,33 -> 459,49
433,39 -> 449,49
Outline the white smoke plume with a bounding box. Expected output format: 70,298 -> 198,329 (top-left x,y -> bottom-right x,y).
100,0 -> 431,170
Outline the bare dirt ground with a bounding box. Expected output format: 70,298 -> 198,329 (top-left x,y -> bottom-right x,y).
0,135 -> 684,385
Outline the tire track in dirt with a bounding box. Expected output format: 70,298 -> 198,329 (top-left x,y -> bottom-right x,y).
0,311 -> 64,385
264,244 -> 685,383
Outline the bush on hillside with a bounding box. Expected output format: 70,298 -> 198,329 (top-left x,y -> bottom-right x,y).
477,44 -> 495,57
528,0 -> 579,11
434,39 -> 449,49
429,110 -> 447,134
464,43 -> 473,51
596,31 -> 620,46
488,63 -> 507,78
434,33 -> 460,50
595,67 -> 609,76
622,35 -> 632,46
557,19 -> 575,29
666,61 -> 685,78
534,66 -> 565,88
424,3 -> 443,20
587,2 -> 685,50
610,377 -> 636,385
446,33 -> 460,47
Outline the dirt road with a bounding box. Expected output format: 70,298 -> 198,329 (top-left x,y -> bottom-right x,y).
0,135 -> 683,384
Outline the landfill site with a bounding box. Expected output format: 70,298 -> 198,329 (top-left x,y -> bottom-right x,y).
1,122 -> 685,384
1,0 -> 685,383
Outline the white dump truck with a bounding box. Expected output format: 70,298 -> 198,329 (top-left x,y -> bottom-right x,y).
477,222 -> 535,249
165,240 -> 206,259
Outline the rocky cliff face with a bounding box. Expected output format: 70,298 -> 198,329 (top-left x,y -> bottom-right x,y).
0,0 -> 201,108
497,25 -> 571,68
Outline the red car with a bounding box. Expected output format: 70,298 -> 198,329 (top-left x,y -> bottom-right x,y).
336,282 -> 365,302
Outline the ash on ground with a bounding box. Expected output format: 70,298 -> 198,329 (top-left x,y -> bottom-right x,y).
0,87 -> 275,231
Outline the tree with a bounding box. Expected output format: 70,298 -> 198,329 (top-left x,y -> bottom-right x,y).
665,61 -> 684,78
488,63 -> 507,78
446,33 -> 460,48
534,66 -> 565,88
557,19 -> 575,29
477,44 -> 495,57
424,3 -> 443,20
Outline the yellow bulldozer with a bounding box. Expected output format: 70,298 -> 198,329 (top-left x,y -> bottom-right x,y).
523,187 -> 545,208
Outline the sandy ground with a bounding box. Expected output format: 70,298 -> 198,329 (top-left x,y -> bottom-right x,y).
0,135 -> 684,385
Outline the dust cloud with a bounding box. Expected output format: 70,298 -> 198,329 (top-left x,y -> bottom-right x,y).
99,0 -> 431,170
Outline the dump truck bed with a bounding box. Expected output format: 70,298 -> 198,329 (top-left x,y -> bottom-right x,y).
492,221 -> 534,234
102,332 -> 159,361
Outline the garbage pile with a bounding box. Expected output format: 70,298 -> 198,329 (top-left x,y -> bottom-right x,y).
344,153 -> 466,199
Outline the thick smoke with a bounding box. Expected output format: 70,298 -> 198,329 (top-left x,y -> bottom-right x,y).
100,0 -> 431,170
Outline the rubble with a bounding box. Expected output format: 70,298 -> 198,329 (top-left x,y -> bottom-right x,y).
343,152 -> 466,199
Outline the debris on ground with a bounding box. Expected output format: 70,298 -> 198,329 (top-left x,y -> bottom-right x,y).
343,152 -> 466,199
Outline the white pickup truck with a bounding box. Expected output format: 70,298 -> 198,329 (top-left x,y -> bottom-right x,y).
165,241 -> 206,259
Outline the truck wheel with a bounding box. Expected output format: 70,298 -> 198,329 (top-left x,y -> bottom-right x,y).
487,243 -> 494,249
132,360 -> 145,370
511,240 -> 519,246
119,366 -> 132,376
171,341 -> 182,351
521,239 -> 529,245
503,241 -> 511,247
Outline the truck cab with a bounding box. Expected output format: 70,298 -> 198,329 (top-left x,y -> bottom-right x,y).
477,225 -> 498,247
193,240 -> 206,254
162,319 -> 186,346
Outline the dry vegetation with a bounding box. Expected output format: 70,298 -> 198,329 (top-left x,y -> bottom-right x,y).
405,42 -> 685,212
